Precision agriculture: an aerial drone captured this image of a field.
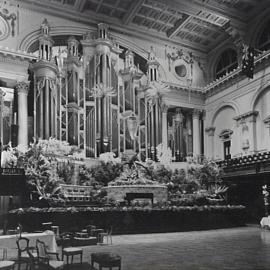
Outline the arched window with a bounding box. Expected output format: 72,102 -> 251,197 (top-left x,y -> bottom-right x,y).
258,19 -> 270,51
215,49 -> 238,80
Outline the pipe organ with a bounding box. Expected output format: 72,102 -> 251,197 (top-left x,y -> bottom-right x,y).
31,20 -> 203,161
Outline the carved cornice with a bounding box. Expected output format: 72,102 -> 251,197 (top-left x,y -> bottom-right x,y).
0,46 -> 36,61
234,111 -> 258,123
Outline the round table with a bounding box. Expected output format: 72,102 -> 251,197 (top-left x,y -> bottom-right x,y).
91,252 -> 121,270
0,261 -> 15,270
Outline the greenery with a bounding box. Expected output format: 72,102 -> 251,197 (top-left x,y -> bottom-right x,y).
9,204 -> 245,214
3,137 -> 227,208
3,138 -> 82,207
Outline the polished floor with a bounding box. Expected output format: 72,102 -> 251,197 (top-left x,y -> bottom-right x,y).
12,226 -> 270,270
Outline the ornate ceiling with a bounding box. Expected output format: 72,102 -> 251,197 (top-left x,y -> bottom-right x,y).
19,0 -> 269,53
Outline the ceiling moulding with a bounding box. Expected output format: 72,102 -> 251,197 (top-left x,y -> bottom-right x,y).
0,46 -> 37,61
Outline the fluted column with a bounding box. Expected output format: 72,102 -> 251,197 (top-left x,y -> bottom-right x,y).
45,79 -> 50,138
150,100 -> 155,159
186,113 -> 193,155
192,109 -> 201,157
161,103 -> 168,149
16,82 -> 29,147
155,98 -> 161,146
175,108 -> 184,161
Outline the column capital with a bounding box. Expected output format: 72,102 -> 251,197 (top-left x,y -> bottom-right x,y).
16,81 -> 29,95
161,102 -> 168,113
205,126 -> 215,136
0,88 -> 5,98
201,110 -> 206,120
192,108 -> 201,119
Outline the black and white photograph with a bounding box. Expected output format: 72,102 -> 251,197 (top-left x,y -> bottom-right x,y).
0,0 -> 270,269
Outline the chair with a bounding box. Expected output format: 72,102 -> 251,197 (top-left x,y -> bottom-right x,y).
27,248 -> 54,270
98,227 -> 113,245
85,225 -> 96,236
16,237 -> 36,270
36,239 -> 64,270
61,237 -> 83,265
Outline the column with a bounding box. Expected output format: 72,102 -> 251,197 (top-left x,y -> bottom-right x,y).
175,108 -> 184,161
102,54 -> 108,148
201,111 -> 205,156
161,103 -> 168,149
16,82 -> 29,147
248,113 -> 258,153
45,79 -> 50,138
0,89 -> 4,143
205,127 -> 215,159
155,98 -> 161,146
150,101 -> 155,159
186,113 -> 193,155
192,109 -> 201,157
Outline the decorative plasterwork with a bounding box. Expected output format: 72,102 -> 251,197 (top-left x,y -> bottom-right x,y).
16,81 -> 29,95
0,8 -> 16,41
263,115 -> 270,127
205,126 -> 215,136
233,111 -> 258,124
219,129 -> 233,140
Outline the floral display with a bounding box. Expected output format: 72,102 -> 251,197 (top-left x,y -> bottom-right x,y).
2,137 -> 228,209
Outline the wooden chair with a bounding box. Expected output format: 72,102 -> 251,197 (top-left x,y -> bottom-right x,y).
98,227 -> 113,245
16,237 -> 36,270
61,237 -> 83,265
27,248 -> 55,270
36,239 -> 64,269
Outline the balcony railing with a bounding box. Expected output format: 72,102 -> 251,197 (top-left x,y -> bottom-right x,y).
217,151 -> 270,170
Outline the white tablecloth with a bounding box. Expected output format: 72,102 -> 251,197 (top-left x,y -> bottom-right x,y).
260,216 -> 270,228
0,231 -> 57,259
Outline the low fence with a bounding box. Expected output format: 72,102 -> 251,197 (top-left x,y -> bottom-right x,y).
7,205 -> 246,234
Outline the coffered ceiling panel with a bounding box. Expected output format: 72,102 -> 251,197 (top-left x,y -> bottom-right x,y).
18,0 -> 270,53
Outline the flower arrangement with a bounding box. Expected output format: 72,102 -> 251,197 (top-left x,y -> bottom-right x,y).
156,143 -> 172,166
108,166 -> 157,186
3,138 -> 83,207
99,152 -> 121,164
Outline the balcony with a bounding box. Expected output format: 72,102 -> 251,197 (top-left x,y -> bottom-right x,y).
216,151 -> 270,179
